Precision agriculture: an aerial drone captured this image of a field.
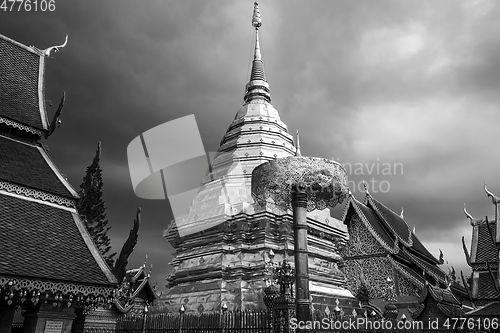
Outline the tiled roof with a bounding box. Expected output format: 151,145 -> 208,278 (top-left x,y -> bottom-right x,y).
413,284 -> 465,319
403,248 -> 447,283
466,301 -> 500,317
409,233 -> 439,263
0,194 -> 114,285
391,258 -> 425,287
0,136 -> 75,197
354,200 -> 396,249
476,271 -> 500,300
366,195 -> 412,245
429,284 -> 461,305
0,34 -> 47,132
473,221 -> 498,264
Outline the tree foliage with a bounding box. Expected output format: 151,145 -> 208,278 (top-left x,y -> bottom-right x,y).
77,142 -> 116,268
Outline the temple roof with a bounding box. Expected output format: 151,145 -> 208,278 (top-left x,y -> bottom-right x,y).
472,220 -> 498,265
409,232 -> 439,264
476,271 -> 500,300
343,192 -> 448,285
0,193 -> 116,286
413,284 -> 465,319
365,194 -> 413,246
0,135 -> 78,198
344,196 -> 397,253
343,193 -> 441,263
0,34 -> 49,135
466,301 -> 500,317
402,248 -> 447,283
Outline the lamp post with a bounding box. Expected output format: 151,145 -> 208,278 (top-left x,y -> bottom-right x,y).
400,313 -> 407,333
142,303 -> 149,333
383,276 -> 398,332
178,304 -> 186,333
332,304 -> 341,333
221,303 -> 228,333
252,155 -> 349,333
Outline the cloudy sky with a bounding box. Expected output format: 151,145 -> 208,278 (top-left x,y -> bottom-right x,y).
1,0 -> 499,291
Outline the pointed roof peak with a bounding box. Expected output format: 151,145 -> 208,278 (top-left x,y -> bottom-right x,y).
295,130 -> 302,156
244,2 -> 271,104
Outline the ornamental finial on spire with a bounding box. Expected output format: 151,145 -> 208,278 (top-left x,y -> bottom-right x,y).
252,2 -> 262,29
244,1 -> 271,104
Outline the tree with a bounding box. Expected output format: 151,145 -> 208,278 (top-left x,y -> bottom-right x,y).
77,142 -> 116,268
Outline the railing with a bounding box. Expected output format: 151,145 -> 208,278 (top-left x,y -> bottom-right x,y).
115,311 -> 272,333
10,323 -> 23,333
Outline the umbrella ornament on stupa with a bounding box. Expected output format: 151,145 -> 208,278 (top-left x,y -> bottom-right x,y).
251,155 -> 349,212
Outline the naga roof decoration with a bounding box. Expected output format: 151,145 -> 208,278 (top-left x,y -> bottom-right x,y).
113,260 -> 156,313
411,284 -> 465,319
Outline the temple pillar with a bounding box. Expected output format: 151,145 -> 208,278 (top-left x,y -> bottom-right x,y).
0,304 -> 16,333
22,303 -> 76,333
292,183 -> 310,327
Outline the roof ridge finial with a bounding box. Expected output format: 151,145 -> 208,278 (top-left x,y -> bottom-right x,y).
42,35 -> 68,57
362,180 -> 369,194
400,207 -> 404,219
295,130 -> 302,157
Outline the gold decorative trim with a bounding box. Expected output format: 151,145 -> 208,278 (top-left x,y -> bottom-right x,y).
0,180 -> 76,207
0,116 -> 44,137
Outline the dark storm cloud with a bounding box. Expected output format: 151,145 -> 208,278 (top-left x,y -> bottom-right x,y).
1,0 -> 499,289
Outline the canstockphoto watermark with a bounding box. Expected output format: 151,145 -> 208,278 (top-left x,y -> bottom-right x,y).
334,157 -> 404,194
127,115 -> 250,237
290,317 -> 423,331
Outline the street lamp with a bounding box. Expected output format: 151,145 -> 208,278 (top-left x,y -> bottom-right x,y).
401,313 -> 407,333
178,304 -> 186,333
142,303 -> 149,333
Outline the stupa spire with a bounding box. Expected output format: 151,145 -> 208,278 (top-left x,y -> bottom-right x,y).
244,2 -> 271,104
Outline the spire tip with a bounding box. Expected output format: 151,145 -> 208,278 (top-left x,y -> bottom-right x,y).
252,2 -> 262,29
